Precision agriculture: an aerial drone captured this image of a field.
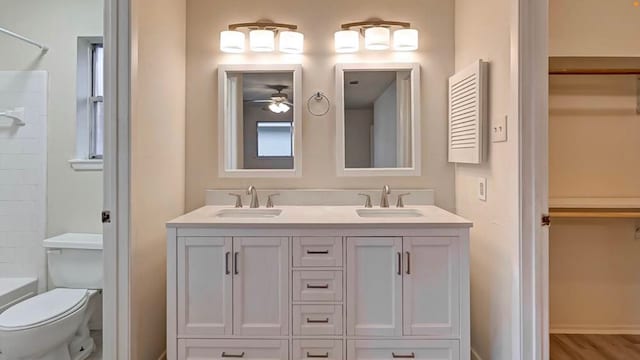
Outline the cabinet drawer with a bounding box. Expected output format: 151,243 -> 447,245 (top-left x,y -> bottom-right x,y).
293,340 -> 343,360
293,237 -> 343,267
178,339 -> 288,360
293,271 -> 343,302
293,304 -> 343,335
347,340 -> 459,360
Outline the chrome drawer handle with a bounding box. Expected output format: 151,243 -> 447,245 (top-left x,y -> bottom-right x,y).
306,317 -> 330,323
392,353 -> 415,359
306,250 -> 329,255
222,352 -> 245,358
307,352 -> 329,358
306,283 -> 329,289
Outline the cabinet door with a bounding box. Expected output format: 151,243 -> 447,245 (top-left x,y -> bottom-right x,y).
403,237 -> 460,336
346,237 -> 402,336
233,237 -> 289,336
178,339 -> 288,360
347,340 -> 459,360
177,237 -> 232,337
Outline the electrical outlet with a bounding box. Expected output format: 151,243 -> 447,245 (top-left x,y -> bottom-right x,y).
478,177 -> 487,201
491,115 -> 508,142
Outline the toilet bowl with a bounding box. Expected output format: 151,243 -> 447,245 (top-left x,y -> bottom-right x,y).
0,288 -> 97,360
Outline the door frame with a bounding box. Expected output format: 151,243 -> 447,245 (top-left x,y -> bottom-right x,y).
103,0 -> 131,358
514,0 -> 549,359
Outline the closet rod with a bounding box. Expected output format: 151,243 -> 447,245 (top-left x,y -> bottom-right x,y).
549,69 -> 640,75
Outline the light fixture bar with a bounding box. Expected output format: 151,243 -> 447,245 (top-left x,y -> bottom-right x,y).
229,22 -> 298,31
340,20 -> 411,30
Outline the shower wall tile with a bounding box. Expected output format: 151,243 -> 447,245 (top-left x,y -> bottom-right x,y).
0,71 -> 47,289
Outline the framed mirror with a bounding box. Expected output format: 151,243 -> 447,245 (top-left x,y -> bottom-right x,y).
218,64 -> 302,177
335,63 -> 421,176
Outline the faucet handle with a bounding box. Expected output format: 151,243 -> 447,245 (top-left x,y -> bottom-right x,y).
396,193 -> 411,208
266,193 -> 280,208
358,193 -> 373,208
228,193 -> 243,208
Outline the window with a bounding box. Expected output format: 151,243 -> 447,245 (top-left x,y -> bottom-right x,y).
90,43 -> 104,159
71,37 -> 103,171
257,121 -> 293,158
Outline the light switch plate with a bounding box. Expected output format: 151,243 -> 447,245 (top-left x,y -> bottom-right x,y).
492,115 -> 508,142
478,177 -> 487,201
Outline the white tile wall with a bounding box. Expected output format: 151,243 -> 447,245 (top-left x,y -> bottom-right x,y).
0,71 -> 47,291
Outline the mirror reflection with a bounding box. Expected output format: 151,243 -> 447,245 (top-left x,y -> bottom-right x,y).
225,72 -> 294,170
343,70 -> 413,169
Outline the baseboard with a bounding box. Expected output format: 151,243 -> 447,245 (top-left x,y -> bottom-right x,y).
471,348 -> 483,360
157,350 -> 167,360
550,324 -> 640,335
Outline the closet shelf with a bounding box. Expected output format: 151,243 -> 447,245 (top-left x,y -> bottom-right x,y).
549,197 -> 640,219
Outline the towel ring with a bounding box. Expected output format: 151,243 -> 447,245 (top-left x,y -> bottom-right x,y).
307,92 -> 330,116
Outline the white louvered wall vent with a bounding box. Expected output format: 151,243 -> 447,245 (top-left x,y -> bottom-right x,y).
448,60 -> 488,164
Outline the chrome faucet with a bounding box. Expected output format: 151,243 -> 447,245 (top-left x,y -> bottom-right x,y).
380,185 -> 391,208
247,185 -> 260,208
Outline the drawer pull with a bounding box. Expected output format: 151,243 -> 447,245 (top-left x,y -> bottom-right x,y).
306,317 -> 330,323
234,252 -> 239,275
222,352 -> 245,358
307,249 -> 329,255
306,283 -> 330,289
225,251 -> 230,275
397,252 -> 402,275
307,352 -> 330,358
392,353 -> 415,359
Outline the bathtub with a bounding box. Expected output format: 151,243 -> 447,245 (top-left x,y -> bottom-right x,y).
0,277 -> 37,313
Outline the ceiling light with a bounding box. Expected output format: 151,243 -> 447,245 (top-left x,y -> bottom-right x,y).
220,30 -> 245,53
279,31 -> 304,54
278,103 -> 291,113
393,28 -> 418,51
250,29 -> 275,52
269,103 -> 283,113
334,30 -> 359,53
364,27 -> 390,50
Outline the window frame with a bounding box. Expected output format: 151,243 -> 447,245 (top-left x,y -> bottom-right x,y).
255,121 -> 294,159
71,36 -> 104,171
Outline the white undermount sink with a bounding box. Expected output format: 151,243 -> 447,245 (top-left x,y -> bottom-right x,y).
356,208 -> 424,218
215,208 -> 283,218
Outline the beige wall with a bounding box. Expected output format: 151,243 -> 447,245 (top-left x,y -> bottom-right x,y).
130,0 -> 186,358
0,0 -> 103,237
550,0 -> 640,57
454,0 -> 519,358
185,0 -> 455,211
549,0 -> 640,332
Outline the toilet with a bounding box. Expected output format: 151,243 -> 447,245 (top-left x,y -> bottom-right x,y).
0,233 -> 102,360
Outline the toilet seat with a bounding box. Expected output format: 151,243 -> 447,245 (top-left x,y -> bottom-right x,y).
0,288 -> 89,331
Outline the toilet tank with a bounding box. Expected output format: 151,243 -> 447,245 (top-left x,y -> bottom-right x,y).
43,233 -> 103,289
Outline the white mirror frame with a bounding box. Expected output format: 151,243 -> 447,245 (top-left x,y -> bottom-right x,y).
218,64 -> 303,177
335,63 -> 421,177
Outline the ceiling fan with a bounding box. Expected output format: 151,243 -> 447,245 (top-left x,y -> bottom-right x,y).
247,85 -> 293,113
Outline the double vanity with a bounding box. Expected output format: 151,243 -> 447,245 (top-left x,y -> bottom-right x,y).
166,189 -> 472,360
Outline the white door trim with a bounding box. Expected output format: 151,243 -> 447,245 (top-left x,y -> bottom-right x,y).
103,0 -> 131,358
514,0 -> 549,359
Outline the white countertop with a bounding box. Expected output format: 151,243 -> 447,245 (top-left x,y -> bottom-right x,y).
167,205 -> 472,228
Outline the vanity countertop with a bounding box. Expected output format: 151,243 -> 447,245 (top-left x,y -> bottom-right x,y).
167,205 -> 472,228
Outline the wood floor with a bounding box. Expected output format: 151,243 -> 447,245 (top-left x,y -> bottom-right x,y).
550,334 -> 640,359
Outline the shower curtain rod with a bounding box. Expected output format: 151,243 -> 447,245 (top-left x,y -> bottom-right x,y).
0,27 -> 48,52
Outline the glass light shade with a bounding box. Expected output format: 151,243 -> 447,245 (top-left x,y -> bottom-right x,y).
334,30 -> 359,53
393,28 -> 419,51
250,29 -> 275,52
220,30 -> 245,53
278,103 -> 291,113
269,103 -> 281,113
364,27 -> 390,50
279,31 -> 304,54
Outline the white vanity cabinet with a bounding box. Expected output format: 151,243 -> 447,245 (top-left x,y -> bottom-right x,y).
167,205 -> 471,360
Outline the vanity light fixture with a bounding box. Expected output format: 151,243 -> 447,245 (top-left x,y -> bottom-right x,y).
220,21 -> 303,54
336,19 -> 419,53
